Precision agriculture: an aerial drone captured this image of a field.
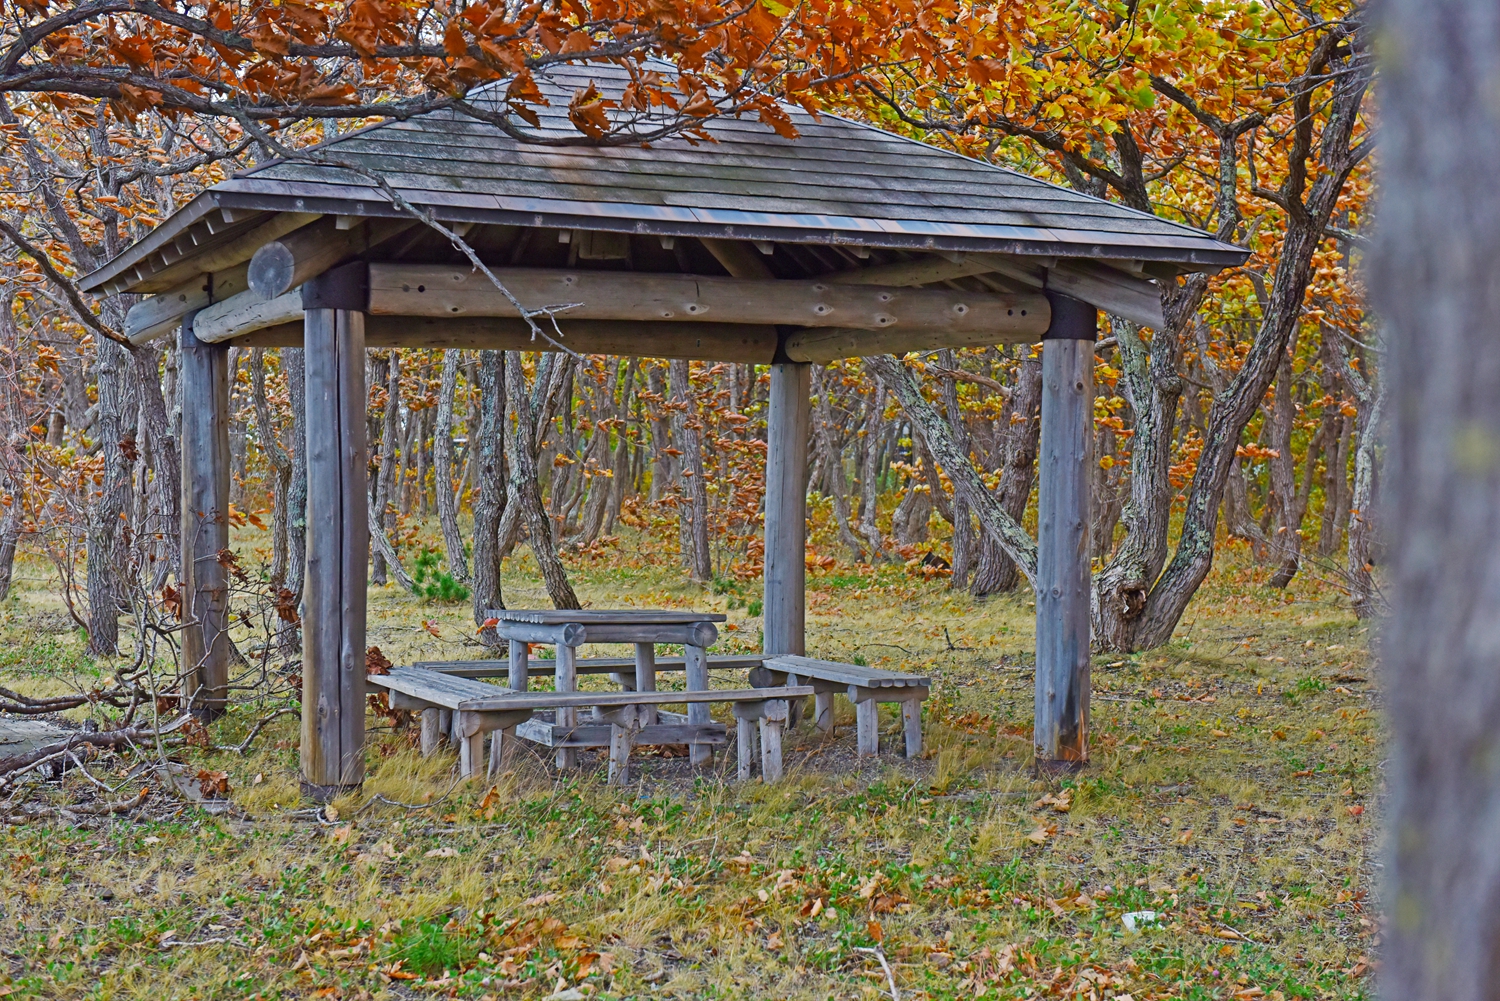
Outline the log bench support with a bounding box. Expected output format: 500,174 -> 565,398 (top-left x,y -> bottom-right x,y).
1034,292 -> 1096,773
755,656 -> 930,758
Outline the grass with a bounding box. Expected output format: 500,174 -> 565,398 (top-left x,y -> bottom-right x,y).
0,532 -> 1378,1000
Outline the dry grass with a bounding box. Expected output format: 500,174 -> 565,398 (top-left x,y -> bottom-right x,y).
0,536 -> 1378,1000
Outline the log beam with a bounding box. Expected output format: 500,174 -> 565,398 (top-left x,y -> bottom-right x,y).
1033,292 -> 1096,772
178,311 -> 231,719
300,262 -> 370,801
248,216 -> 415,299
125,263 -> 250,345
132,211 -> 320,294
365,265 -> 1049,337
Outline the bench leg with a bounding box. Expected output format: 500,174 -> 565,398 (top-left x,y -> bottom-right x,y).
855,699 -> 880,757
902,698 -> 923,758
555,644 -> 578,770
814,691 -> 835,735
488,725 -> 516,778
685,643 -> 713,768
737,717 -> 756,782
458,713 -> 484,779
759,716 -> 784,782
438,709 -> 454,748
421,708 -> 443,756
608,723 -> 634,786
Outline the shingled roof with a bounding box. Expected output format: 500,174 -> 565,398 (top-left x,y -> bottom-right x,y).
81,63 -> 1246,295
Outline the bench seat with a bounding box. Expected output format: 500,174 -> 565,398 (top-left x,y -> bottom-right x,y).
368,666 -> 811,783
753,655 -> 931,758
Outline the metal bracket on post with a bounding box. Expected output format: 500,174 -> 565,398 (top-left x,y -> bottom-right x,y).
1042,290 -> 1100,342
301,260 -> 369,312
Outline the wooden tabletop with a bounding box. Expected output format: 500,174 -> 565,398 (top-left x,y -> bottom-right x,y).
487,609 -> 727,625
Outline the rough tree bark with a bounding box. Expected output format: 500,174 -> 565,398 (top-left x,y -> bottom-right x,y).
434,348 -> 470,582
813,367 -> 866,562
670,359 -> 713,581
470,350 -> 506,639
369,351 -> 399,586
1374,1 -> 1500,995
86,339 -> 132,656
250,348 -> 292,588
972,350 -> 1042,595
936,352 -> 975,586
504,351 -> 580,609
856,378 -> 890,561
281,345 -> 307,654
865,355 -> 1038,582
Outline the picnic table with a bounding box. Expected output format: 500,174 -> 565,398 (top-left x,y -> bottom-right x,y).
488,608 -> 728,768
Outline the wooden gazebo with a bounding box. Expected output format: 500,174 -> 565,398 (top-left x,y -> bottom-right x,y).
80,64 -> 1246,797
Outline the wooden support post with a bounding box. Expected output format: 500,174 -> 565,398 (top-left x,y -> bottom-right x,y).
764,362 -> 810,658
685,642 -> 712,767
608,722 -> 634,785
299,263 -> 370,801
488,727 -> 512,777
458,712 -> 484,779
759,700 -> 788,782
179,312 -> 231,719
508,639 -> 528,691
421,708 -> 442,756
635,642 -> 657,726
902,698 -> 923,758
814,691 -> 835,734
737,717 -> 756,781
855,698 -> 880,757
555,643 -> 578,769
1034,293 -> 1096,772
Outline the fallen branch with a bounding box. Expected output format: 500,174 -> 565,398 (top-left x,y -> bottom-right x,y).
854,946 -> 901,1001
61,786 -> 151,817
209,707 -> 299,755
0,716 -> 191,785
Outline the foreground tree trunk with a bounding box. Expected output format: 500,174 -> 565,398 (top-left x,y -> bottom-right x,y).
87,339 -> 132,655
1375,3 -> 1500,995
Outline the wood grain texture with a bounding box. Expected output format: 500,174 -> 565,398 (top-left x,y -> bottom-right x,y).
300,307 -> 369,797
367,265 -> 1047,338
178,316 -> 231,719
763,363 -> 811,657
1034,336 -> 1093,768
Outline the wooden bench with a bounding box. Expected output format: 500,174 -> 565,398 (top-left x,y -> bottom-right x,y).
752,655 -> 930,758
369,666 -> 812,784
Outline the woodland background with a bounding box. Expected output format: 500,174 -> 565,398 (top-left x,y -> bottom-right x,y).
0,2 -> 1391,998
0,0 -> 1375,663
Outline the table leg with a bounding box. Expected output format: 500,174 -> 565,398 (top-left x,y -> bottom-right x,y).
508,639 -> 529,692
737,716 -> 756,781
685,643 -> 712,767
634,642 -> 657,726
555,643 -> 578,770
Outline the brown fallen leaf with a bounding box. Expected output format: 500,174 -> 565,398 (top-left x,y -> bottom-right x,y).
1026,823 -> 1057,844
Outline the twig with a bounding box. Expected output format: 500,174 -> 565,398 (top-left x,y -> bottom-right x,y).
208,707 -> 299,755
853,946 -> 901,1001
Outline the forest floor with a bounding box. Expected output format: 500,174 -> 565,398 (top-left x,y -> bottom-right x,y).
0,533 -> 1379,1001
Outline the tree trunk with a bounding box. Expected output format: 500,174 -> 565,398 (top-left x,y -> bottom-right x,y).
973,351 -> 1042,595
282,345 -> 307,655
129,341 -> 179,587
250,348 -> 293,588
369,352 -> 396,586
891,475 -> 931,545
433,348 -> 470,582
866,355 -> 1038,583
1375,2 -> 1500,994
471,350 -> 506,639
937,353 -> 975,586
856,379 -> 890,561
87,339 -> 132,656
813,368 -> 866,562
670,359 -> 712,581
505,351 -> 580,609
